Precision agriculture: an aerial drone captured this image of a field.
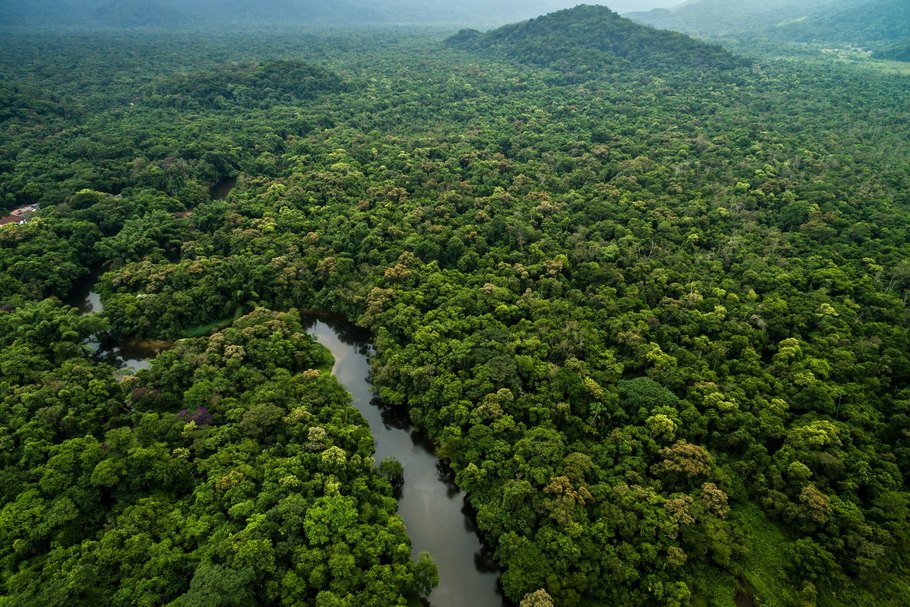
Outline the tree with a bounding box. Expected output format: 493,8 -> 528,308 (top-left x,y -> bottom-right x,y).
412,552 -> 438,597
379,457 -> 404,493
520,588 -> 555,607
173,563 -> 255,607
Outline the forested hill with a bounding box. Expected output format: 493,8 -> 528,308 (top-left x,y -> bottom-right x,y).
630,0 -> 910,54
628,0 -> 841,38
781,0 -> 910,46
447,5 -> 744,77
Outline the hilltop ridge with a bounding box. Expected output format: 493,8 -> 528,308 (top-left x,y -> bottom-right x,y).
448,4 -> 744,77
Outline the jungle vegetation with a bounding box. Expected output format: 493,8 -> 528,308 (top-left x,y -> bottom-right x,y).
2,5 -> 910,607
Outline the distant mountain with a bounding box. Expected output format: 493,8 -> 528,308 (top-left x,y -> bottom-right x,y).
20,0 -> 387,28
781,0 -> 910,46
2,0 -> 562,28
62,0 -> 108,10
178,0 -> 385,25
94,0 -> 187,28
628,0 -> 841,38
166,1 -> 584,27
448,4 -> 744,78
0,0 -> 81,26
374,0 -> 574,24
629,0 -> 910,52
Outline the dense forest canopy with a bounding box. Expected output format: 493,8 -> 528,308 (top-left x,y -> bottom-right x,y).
150,60 -> 347,110
878,41 -> 910,62
2,4 -> 910,607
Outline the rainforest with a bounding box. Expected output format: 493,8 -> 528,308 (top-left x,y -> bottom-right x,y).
1,2 -> 909,607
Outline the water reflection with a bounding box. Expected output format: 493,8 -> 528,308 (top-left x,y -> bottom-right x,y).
305,316 -> 508,607
65,291 -> 507,605
95,337 -> 169,372
75,289 -> 102,315
68,282 -> 169,373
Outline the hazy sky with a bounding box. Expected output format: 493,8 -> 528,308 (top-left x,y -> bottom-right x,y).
597,0 -> 682,12
62,0 -> 685,14
2,0 -> 689,27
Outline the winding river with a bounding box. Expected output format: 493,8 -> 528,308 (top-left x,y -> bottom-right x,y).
306,317 -> 506,607
72,281 -> 506,606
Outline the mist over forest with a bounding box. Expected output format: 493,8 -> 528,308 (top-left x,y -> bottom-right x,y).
2,0 -> 679,28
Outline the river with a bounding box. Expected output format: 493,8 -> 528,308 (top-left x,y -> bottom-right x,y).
306,317 -> 507,607
71,280 -> 506,606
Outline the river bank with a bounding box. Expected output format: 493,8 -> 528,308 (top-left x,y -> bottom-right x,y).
307,317 -> 507,607
69,277 -> 507,606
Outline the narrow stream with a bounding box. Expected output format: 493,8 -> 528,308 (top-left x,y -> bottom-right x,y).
306,317 -> 507,607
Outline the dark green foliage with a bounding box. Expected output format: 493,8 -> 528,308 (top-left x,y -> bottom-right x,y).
877,42 -> 910,61
0,84 -> 68,124
379,457 -> 405,492
448,5 -> 745,78
151,60 -> 347,110
618,377 -> 679,418
0,216 -> 101,300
